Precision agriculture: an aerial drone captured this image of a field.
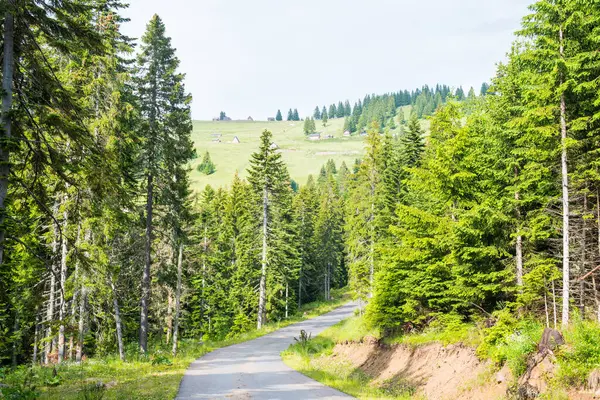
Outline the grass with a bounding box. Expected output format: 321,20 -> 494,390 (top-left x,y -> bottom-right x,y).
0,288 -> 350,400
281,316 -> 419,400
189,106 -> 429,191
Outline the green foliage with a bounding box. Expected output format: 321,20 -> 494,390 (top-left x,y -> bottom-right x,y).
556,320 -> 600,387
197,151 -> 216,175
276,109 -> 282,121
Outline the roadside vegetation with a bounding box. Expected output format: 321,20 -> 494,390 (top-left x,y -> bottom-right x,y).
283,312 -> 600,399
0,289 -> 349,400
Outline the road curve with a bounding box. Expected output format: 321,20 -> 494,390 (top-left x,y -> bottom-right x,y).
176,303 -> 356,399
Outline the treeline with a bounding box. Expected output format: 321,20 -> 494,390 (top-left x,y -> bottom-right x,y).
0,4 -> 196,365
358,0 -> 600,337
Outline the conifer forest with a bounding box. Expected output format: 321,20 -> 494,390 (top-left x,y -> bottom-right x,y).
2,0 -> 600,399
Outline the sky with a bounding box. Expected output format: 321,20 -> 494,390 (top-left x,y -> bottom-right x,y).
121,0 -> 533,120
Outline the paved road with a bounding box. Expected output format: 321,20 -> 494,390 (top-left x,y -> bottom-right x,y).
177,303 -> 356,399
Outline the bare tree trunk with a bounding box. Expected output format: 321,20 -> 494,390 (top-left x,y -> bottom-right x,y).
109,277 -> 124,361
257,187 -> 268,329
69,222 -> 81,361
514,167 -> 523,287
285,282 -> 289,319
33,309 -> 40,364
11,312 -> 19,367
57,197 -> 68,363
140,173 -> 153,353
579,191 -> 588,315
297,266 -> 302,309
76,286 -> 87,363
544,283 -> 550,328
593,275 -> 600,323
172,243 -> 183,356
0,0 -> 15,265
45,201 -> 60,364
369,202 -> 375,298
559,26 -> 571,328
166,288 -> 173,345
552,279 -> 558,330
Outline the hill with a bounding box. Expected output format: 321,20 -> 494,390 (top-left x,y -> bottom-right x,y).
190,107 -> 428,190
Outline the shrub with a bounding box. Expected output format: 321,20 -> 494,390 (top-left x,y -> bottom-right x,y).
556,320 -> 600,387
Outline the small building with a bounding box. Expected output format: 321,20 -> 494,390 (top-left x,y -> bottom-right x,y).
211,133 -> 222,138
212,138 -> 221,143
359,131 -> 367,137
267,117 -> 275,121
270,142 -> 279,150
325,134 -> 334,139
308,133 -> 321,141
343,130 -> 351,137
247,116 -> 254,121
232,136 -> 241,144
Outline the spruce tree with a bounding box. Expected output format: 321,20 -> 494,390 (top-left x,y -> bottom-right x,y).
247,130 -> 291,328
402,114 -> 425,167
292,108 -> 300,121
287,108 -> 293,121
276,109 -> 283,121
313,106 -> 321,120
135,15 -> 194,352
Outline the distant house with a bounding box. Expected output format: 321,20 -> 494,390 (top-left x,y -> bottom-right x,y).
267,117 -> 275,121
343,130 -> 351,137
359,131 -> 367,137
270,142 -> 279,150
308,133 -> 321,141
212,138 -> 221,143
232,136 -> 241,144
247,116 -> 253,121
211,133 -> 222,138
325,134 -> 334,139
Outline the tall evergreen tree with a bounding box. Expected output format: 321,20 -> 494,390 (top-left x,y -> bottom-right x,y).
135,15 -> 194,352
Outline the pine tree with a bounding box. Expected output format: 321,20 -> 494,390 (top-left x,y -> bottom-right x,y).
247,130 -> 291,328
197,151 -> 216,175
402,114 -> 425,167
287,108 -> 293,121
322,109 -> 329,127
329,104 -> 336,119
135,15 -> 194,352
292,108 -> 300,121
276,109 -> 283,121
313,106 -> 321,120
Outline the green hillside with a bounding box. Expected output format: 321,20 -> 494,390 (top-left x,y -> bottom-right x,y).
190,107 -> 428,190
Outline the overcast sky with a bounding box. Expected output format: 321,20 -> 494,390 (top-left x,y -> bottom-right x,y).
121,0 -> 532,120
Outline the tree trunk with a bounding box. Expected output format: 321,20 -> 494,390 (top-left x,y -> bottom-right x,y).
369,202 -> 375,297
57,197 -> 68,364
515,167 -> 523,287
285,282 -> 289,319
552,279 -> 558,330
11,312 -> 19,367
166,288 -> 173,345
76,286 -> 87,363
0,0 -> 15,266
109,277 -> 124,361
33,308 -> 40,364
140,173 -> 153,353
257,187 -> 268,329
172,243 -> 183,356
559,26 -> 571,328
45,201 -> 60,364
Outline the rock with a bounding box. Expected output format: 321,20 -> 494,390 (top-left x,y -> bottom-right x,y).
538,328 -> 565,353
517,382 -> 539,399
496,371 -> 507,384
588,369 -> 600,392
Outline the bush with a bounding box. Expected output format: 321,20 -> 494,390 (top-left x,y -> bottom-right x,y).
477,309 -> 543,377
197,151 -> 216,175
556,320 -> 600,387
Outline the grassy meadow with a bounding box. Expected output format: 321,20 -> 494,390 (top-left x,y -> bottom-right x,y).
189,106 -> 428,191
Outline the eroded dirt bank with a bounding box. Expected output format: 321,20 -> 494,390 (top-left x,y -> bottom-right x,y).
333,339 -> 511,399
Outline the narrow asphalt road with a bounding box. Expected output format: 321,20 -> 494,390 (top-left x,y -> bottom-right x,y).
176,303 -> 356,399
